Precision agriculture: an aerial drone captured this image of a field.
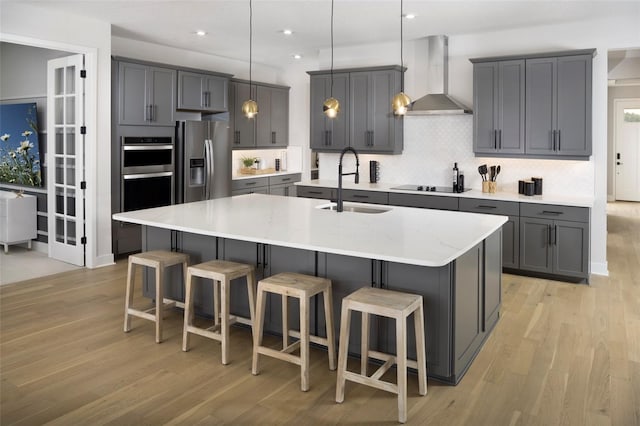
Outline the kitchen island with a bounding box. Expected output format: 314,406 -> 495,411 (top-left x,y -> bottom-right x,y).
113,194 -> 507,384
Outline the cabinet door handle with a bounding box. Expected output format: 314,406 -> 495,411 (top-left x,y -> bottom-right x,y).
328,130 -> 333,146
324,130 -> 328,146
557,129 -> 561,151
272,131 -> 276,144
554,225 -> 558,246
370,131 -> 374,147
477,205 -> 497,209
352,194 -> 369,199
281,178 -> 291,182
498,129 -> 502,149
553,130 -> 557,151
541,210 -> 563,216
548,225 -> 553,245
245,182 -> 257,186
308,190 -> 323,195
494,129 -> 497,149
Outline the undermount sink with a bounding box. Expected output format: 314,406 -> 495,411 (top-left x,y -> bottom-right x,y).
315,202 -> 391,214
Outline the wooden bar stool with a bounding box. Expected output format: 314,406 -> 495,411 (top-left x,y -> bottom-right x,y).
252,272 -> 336,391
335,287 -> 427,424
124,250 -> 190,343
182,260 -> 256,365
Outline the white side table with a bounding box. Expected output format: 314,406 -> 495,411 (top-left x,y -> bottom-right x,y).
0,191 -> 37,253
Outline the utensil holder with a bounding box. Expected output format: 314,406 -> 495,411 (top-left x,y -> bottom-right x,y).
482,181 -> 496,193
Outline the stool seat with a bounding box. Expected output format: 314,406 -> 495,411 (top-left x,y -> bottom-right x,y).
336,287 -> 427,424
124,250 -> 190,343
252,272 -> 336,392
182,260 -> 256,365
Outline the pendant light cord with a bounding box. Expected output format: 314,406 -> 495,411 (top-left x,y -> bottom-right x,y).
400,0 -> 404,92
330,0 -> 334,98
249,0 -> 253,94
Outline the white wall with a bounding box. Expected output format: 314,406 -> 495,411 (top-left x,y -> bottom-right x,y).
1,2 -> 113,269
315,14 -> 640,276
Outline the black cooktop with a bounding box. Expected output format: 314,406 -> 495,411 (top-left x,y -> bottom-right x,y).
390,184 -> 471,193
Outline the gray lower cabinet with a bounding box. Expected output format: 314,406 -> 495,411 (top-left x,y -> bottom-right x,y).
309,73 -> 350,151
231,177 -> 269,195
268,173 -> 301,197
296,185 -> 336,200
342,189 -> 388,205
519,204 -> 589,279
118,61 -> 176,126
472,60 -> 525,155
233,173 -> 301,196
459,198 -> 519,269
388,193 -> 459,210
177,70 -> 229,112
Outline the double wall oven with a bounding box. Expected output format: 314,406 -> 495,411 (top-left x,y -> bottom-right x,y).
121,136 -> 174,212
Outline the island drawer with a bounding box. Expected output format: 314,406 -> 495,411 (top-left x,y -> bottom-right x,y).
232,177 -> 269,191
269,173 -> 301,186
342,189 -> 388,205
459,199 -> 519,216
388,193 -> 459,211
296,185 -> 335,200
520,203 -> 589,222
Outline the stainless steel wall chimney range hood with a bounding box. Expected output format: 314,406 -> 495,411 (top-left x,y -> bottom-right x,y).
406,35 -> 472,115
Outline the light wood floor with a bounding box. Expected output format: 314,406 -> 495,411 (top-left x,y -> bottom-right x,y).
1,202 -> 639,425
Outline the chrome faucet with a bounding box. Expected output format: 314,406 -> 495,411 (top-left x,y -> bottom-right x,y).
337,147 -> 360,212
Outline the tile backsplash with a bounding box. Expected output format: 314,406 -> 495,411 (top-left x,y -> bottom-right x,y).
319,115 -> 594,197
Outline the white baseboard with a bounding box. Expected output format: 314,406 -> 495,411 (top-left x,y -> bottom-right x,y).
89,253 -> 115,269
590,261 -> 609,277
607,194 -> 615,202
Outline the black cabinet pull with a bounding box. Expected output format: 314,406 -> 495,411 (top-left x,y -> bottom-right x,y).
245,181 -> 257,186
541,210 -> 563,215
554,225 -> 558,246
272,131 -> 276,144
352,194 -> 369,199
477,205 -> 497,209
558,129 -> 561,151
281,178 -> 291,182
494,129 -> 497,149
328,130 -> 333,146
498,129 -> 502,149
308,190 -> 323,195
370,130 -> 374,147
548,225 -> 552,245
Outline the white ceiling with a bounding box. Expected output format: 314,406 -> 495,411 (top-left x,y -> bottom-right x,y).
9,0 -> 640,68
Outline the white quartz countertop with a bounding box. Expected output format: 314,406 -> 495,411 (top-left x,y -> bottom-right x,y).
112,194 -> 507,267
296,180 -> 594,208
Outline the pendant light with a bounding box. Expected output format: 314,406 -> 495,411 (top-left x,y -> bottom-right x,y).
392,0 -> 411,115
242,0 -> 258,118
323,0 -> 340,118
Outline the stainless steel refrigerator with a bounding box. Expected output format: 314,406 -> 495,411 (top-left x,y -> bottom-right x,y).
175,120 -> 231,203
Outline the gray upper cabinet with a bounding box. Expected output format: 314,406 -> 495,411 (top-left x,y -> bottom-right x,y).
309,66 -> 404,154
118,61 -> 176,126
350,69 -> 403,154
256,85 -> 289,148
177,70 -> 229,112
230,80 -> 290,150
229,81 -> 256,148
526,55 -> 592,157
309,73 -> 350,151
473,60 -> 525,155
471,49 -> 594,160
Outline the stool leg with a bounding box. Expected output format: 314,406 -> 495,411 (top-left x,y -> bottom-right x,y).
414,302 -> 428,396
221,277 -> 230,365
323,286 -> 336,371
300,296 -> 310,391
396,315 -> 407,423
213,280 -> 221,327
335,303 -> 351,403
252,285 -> 267,375
246,270 -> 257,339
155,266 -> 164,344
361,312 -> 369,376
182,269 -> 194,351
124,259 -> 135,333
282,294 -> 288,348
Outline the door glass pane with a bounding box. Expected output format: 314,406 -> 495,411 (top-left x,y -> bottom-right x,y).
66,131 -> 75,155
66,97 -> 75,124
55,158 -> 64,184
66,158 -> 75,186
55,68 -> 64,95
55,128 -> 64,154
65,66 -> 76,94
67,218 -> 76,245
623,109 -> 640,122
55,98 -> 64,124
56,217 -> 65,242
56,192 -> 65,214
67,188 -> 76,216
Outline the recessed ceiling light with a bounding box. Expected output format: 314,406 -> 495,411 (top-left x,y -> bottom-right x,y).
292,54 -> 302,60
282,29 -> 293,35
403,14 -> 416,19
196,30 -> 207,36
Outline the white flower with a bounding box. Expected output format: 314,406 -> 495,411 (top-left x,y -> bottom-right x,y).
17,140 -> 32,152
21,130 -> 33,137
0,134 -> 9,141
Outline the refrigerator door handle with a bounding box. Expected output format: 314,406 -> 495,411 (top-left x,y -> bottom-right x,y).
205,139 -> 215,199
203,139 -> 210,199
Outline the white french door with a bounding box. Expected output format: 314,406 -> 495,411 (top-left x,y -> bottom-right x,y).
614,99 -> 640,202
47,55 -> 86,266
